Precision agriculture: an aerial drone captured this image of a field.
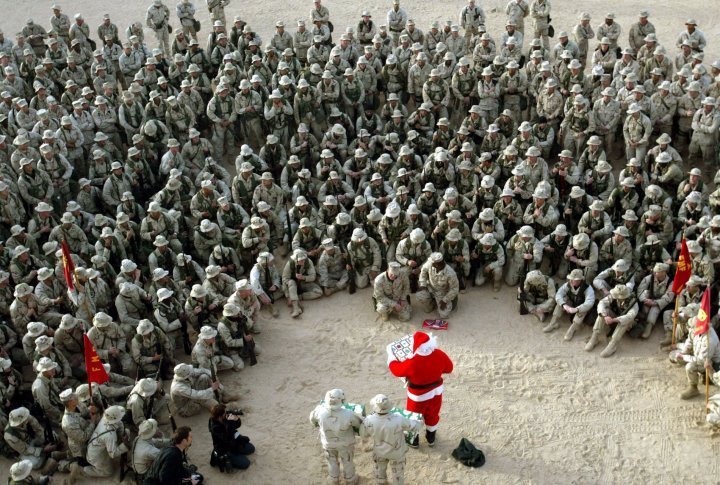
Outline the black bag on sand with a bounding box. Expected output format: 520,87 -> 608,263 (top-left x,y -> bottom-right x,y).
451,438 -> 486,468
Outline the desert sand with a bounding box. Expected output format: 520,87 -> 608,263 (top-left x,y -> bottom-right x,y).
2,0 -> 720,483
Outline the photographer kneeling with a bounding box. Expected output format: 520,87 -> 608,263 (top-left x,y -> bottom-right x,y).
209,403 -> 255,471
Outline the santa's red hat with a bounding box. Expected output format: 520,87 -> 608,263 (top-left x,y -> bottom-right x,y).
412,331 -> 430,352
412,331 -> 437,356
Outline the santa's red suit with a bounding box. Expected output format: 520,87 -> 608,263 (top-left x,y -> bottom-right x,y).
387,331 -> 454,432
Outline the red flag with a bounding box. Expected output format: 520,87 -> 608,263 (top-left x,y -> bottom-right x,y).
61,240 -> 75,291
694,287 -> 711,336
84,334 -> 110,385
61,240 -> 79,304
672,238 -> 692,294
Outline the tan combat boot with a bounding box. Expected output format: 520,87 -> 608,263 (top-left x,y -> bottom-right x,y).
680,384 -> 700,400
641,321 -> 654,339
659,329 -> 672,347
600,339 -> 618,358
291,301 -> 302,318
542,319 -> 559,333
564,322 -> 581,341
64,461 -> 83,485
584,331 -> 600,351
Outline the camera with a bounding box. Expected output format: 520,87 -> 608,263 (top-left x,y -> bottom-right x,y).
226,408 -> 244,416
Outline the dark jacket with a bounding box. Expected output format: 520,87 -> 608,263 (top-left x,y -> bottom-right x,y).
209,417 -> 247,455
145,445 -> 190,485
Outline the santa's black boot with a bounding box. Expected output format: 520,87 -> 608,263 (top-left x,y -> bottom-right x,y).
425,430 -> 436,447
409,434 -> 419,448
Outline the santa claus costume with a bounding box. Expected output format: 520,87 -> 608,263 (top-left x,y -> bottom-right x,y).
387,331 -> 454,446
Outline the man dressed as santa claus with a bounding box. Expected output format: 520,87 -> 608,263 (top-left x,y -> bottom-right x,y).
387,331 -> 454,447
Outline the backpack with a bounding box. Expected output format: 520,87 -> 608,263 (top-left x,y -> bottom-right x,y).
143,446 -> 174,484
451,437 -> 485,467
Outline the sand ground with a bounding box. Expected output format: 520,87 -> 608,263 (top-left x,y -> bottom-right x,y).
2,0 -> 720,483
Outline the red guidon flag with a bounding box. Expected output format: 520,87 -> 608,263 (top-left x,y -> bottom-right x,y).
61,240 -> 77,304
694,287 -> 712,336
672,238 -> 692,294
84,334 -> 110,385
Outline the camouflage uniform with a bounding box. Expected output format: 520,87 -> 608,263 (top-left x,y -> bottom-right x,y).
636,271 -> 674,337
504,232 -> 543,286
87,319 -> 133,374
416,258 -> 460,318
523,272 -> 556,319
549,278 -> 596,335
62,407 -> 96,460
346,236 -> 382,289
206,91 -> 236,157
282,254 -> 323,303
623,111 -> 652,163
587,288 -> 639,357
317,246 -> 349,292
84,412 -> 128,477
191,337 -> 234,373
690,105 -> 720,163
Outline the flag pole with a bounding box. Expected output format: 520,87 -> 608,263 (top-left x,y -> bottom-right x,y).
671,234 -> 691,347
72,268 -> 89,333
707,331 -> 711,414
671,296 -> 680,347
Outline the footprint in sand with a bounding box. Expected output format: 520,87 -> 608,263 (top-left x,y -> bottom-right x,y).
276,377 -> 289,392
298,379 -> 319,390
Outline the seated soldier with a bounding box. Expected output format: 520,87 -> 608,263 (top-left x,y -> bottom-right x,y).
519,270 -> 556,322
4,407 -> 60,475
473,233 -> 505,290
586,284 -> 639,358
564,232 -> 599,284
540,224 -> 570,278
373,262 -> 411,322
317,238 -> 349,296
347,228 -> 382,290
504,225 -> 543,286
282,248 -> 323,318
593,259 -> 635,299
635,263 -> 674,339
547,269 -> 596,339
170,363 -> 222,417
416,252 -> 460,319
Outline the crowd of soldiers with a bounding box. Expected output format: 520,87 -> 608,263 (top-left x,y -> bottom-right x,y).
0,0 -> 720,483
